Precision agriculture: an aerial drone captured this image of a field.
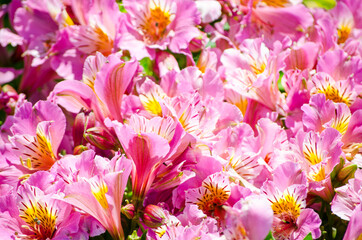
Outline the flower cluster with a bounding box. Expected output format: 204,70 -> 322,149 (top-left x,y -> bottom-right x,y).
0,0 -> 361,239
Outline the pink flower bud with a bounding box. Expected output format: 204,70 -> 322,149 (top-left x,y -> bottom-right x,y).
142,205 -> 166,228
73,145 -> 89,155
84,127 -> 119,150
72,110 -> 96,146
189,32 -> 207,52
121,204 -> 135,219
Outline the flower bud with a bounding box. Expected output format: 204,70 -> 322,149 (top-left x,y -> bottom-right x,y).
73,110 -> 96,146
1,85 -> 24,115
73,145 -> 89,155
189,32 -> 207,52
84,127 -> 119,150
337,164 -> 357,185
121,204 -> 135,219
142,205 -> 166,228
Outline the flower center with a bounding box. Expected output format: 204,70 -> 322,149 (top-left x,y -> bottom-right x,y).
91,180 -> 109,210
17,127 -> 57,171
331,112 -> 351,135
271,194 -> 301,220
140,6 -> 172,44
337,25 -> 351,44
316,84 -> 353,106
303,150 -> 322,165
310,166 -> 326,182
251,62 -> 266,75
19,201 -> 58,239
196,180 -> 231,213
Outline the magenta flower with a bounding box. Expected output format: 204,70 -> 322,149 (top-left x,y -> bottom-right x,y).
108,115 -> 188,201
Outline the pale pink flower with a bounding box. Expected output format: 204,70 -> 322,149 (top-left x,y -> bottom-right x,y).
343,203 -> 362,240
224,195 -> 273,240
331,169 -> 362,221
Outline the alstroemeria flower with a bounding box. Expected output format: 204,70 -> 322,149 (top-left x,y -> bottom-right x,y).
262,162 -> 321,240
63,154 -> 132,240
118,0 -> 201,59
49,52 -> 139,124
331,1 -> 355,44
2,101 -> 66,181
108,115 -> 189,201
224,195 -> 273,240
310,72 -> 357,107
221,38 -> 286,112
301,94 -> 362,159
185,172 -> 231,218
331,169 -> 362,221
343,203 -> 362,240
294,128 -> 343,201
66,0 -> 121,55
0,176 -> 81,239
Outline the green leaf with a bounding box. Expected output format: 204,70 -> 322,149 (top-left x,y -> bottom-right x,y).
330,157 -> 345,182
303,0 -> 336,10
140,230 -> 148,240
264,231 -> 275,240
192,51 -> 202,65
140,57 -> 154,77
118,3 -> 127,13
173,53 -> 187,70
278,71 -> 285,93
303,233 -> 313,240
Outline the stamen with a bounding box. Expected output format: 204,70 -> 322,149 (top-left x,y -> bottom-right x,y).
19,199 -> 57,239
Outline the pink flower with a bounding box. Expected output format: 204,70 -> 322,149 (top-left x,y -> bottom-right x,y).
118,0 -> 201,59
221,38 -> 286,111
2,101 -> 66,182
108,115 -> 188,201
224,195 -> 273,240
294,128 -> 343,201
0,174 -> 81,239
186,172 -> 231,217
343,203 -> 362,240
310,72 -> 357,107
262,162 -> 322,239
50,53 -> 140,123
331,169 -> 362,221
63,154 -> 132,240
